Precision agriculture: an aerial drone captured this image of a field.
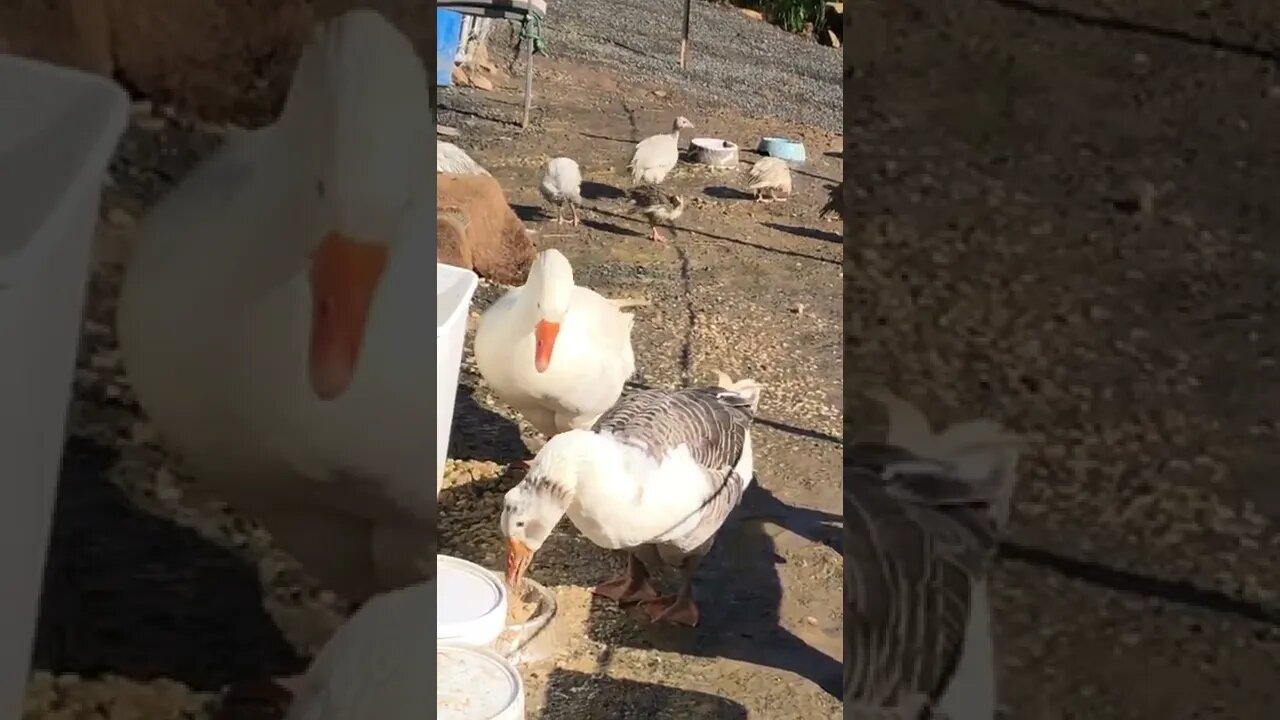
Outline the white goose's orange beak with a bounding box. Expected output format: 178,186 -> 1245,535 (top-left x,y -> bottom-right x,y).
534,320 -> 561,373
505,538 -> 534,588
308,232 -> 388,401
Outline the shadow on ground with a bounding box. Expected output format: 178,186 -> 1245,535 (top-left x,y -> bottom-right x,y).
583,217 -> 645,237
32,438 -> 305,691
703,186 -> 754,201
540,669 -> 749,719
585,206 -> 839,266
449,386 -> 529,464
986,0 -> 1280,62
762,221 -> 842,245
582,482 -> 842,700
582,181 -> 626,201
511,203 -> 547,223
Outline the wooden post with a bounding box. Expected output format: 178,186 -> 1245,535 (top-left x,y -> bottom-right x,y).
679,0 -> 692,69
521,35 -> 534,128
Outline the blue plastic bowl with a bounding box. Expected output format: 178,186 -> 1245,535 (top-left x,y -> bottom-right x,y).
757,136 -> 807,166
436,10 -> 464,87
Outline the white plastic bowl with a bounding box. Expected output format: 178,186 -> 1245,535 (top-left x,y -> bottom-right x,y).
438,645 -> 525,720
0,55 -> 127,718
689,137 -> 739,168
493,576 -> 561,666
436,263 -> 479,494
437,554 -> 507,648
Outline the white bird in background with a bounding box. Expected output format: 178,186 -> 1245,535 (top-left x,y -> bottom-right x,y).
629,115 -> 694,184
436,140 -> 490,175
746,156 -> 792,202
501,373 -> 762,627
844,390 -> 1023,720
539,156 -> 583,225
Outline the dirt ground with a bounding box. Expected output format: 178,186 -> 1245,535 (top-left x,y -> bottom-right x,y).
438,56 -> 844,717
849,1 -> 1280,717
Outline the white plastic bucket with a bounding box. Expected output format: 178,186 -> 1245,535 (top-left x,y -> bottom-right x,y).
436,263 -> 478,494
437,554 -> 507,648
0,55 -> 128,719
438,645 -> 525,720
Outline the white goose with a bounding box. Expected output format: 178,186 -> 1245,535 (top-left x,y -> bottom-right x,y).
501,374 -> 762,627
473,248 -> 636,441
117,4 -> 435,662
844,390 -> 1023,719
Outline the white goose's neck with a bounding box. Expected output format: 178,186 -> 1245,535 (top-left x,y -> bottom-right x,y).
537,431 -> 680,549
519,254 -> 575,323
214,10 -> 431,306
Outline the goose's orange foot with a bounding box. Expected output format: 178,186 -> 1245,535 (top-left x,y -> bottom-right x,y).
592,575 -> 660,604
640,595 -> 700,626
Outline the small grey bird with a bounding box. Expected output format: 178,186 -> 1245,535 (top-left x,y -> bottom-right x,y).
628,184 -> 685,242
539,157 -> 583,225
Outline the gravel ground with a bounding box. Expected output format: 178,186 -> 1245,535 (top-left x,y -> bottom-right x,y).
531,0 -> 840,131
851,1 -> 1280,716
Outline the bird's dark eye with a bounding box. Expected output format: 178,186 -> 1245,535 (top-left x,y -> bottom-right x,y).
516,521 -> 526,528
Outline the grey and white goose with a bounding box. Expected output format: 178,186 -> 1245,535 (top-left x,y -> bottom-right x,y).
845,390 -> 1022,720
501,373 -> 763,627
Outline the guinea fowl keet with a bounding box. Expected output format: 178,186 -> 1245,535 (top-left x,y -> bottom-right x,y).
627,184 -> 685,242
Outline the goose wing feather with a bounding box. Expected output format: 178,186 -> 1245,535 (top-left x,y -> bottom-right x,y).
594,385 -> 756,551
843,441 -> 998,710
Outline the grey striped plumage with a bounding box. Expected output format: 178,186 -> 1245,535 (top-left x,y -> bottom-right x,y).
593,383 -> 757,552
844,441 -> 1000,718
